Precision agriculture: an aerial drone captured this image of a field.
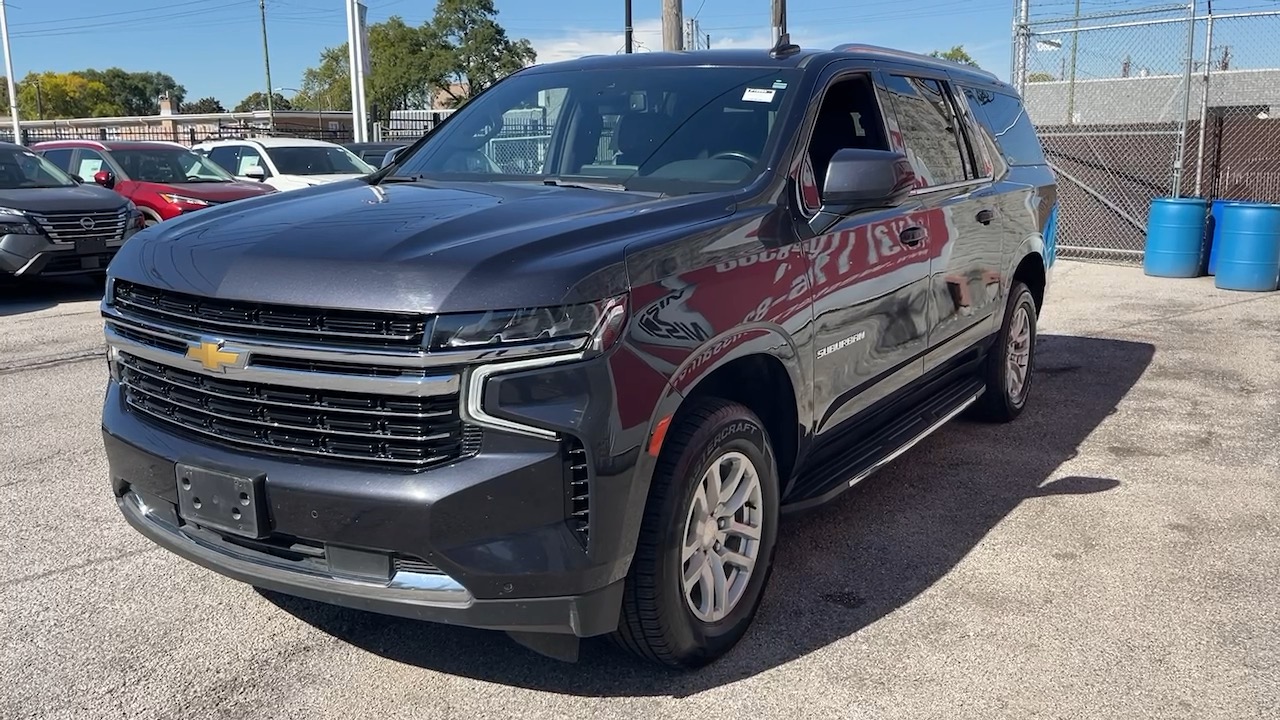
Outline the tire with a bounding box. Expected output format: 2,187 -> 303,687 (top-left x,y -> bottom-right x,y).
613,398 -> 781,668
971,280 -> 1038,423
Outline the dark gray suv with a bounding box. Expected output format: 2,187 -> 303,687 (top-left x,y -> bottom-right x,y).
99,39 -> 1057,668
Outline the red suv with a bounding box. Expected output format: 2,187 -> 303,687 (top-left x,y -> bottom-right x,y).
32,140 -> 277,226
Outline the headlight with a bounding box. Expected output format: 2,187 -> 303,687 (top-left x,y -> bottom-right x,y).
158,193 -> 211,208
428,294 -> 628,355
0,206 -> 39,235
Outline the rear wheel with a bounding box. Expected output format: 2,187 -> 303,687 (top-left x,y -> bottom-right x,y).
971,280 -> 1038,422
613,398 -> 780,668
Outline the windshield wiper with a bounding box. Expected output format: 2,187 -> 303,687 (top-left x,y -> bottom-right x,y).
542,177 -> 628,192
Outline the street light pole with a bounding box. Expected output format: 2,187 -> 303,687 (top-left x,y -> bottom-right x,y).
0,0 -> 21,144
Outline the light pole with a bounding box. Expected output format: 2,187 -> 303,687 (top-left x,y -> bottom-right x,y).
0,0 -> 21,144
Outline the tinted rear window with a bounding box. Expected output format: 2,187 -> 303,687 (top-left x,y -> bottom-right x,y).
963,87 -> 1046,167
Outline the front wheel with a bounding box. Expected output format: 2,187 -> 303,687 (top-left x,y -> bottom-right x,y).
613,398 -> 780,668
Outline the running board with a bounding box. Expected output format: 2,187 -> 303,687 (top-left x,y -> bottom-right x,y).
782,378 -> 986,513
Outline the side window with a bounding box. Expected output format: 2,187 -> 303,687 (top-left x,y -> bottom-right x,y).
75,149 -> 108,179
237,147 -> 268,176
881,74 -> 969,188
960,87 -> 1007,178
40,148 -> 73,171
963,87 -> 1047,167
801,73 -> 891,212
206,146 -> 241,175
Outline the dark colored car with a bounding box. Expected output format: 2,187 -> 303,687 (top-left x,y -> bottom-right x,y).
343,142 -> 407,169
0,141 -> 143,280
100,41 -> 1057,668
32,140 -> 277,226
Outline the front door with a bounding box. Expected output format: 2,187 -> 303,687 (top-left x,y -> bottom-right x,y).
799,68 -> 935,440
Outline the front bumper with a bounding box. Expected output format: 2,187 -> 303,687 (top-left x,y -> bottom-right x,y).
101,343 -> 642,636
0,231 -> 132,278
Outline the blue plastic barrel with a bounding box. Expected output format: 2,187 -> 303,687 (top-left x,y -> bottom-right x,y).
1214,201 -> 1280,292
1205,199 -> 1243,275
1144,197 -> 1209,278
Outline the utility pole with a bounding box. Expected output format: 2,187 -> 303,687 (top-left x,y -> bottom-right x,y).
662,0 -> 683,51
260,0 -> 275,132
772,0 -> 787,45
1012,0 -> 1030,94
0,0 -> 20,144
624,0 -> 633,53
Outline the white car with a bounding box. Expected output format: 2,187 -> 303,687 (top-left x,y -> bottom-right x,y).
191,137 -> 376,192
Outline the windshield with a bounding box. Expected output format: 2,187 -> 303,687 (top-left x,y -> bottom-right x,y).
394,66 -> 803,194
0,148 -> 78,189
266,146 -> 375,176
112,147 -> 237,183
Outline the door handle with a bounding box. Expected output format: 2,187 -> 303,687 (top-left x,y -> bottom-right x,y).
976,208 -> 996,226
899,226 -> 927,247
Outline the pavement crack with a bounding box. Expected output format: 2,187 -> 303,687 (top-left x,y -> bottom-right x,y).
1,546 -> 158,589
0,349 -> 106,376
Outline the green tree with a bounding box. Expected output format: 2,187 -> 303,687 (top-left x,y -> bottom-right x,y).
1028,72 -> 1056,83
183,96 -> 227,113
425,0 -> 536,108
930,45 -> 980,68
234,91 -> 292,113
294,46 -> 351,111
77,68 -> 186,115
11,71 -> 115,119
293,0 -> 535,117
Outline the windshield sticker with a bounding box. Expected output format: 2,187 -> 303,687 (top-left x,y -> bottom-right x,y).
742,87 -> 777,103
772,80 -> 788,89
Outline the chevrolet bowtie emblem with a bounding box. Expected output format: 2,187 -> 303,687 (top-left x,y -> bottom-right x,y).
186,339 -> 243,372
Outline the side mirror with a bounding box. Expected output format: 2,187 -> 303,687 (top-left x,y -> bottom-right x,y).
380,147 -> 406,168
821,148 -> 915,212
243,165 -> 267,181
93,170 -> 116,189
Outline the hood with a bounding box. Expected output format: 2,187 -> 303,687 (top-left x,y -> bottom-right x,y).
109,179 -> 733,314
0,184 -> 128,213
141,180 -> 276,202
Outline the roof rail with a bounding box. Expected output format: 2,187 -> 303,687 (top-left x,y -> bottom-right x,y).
831,43 -> 1000,81
770,32 -> 802,59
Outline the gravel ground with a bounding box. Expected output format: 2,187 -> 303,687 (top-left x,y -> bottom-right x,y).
2,261 -> 1278,720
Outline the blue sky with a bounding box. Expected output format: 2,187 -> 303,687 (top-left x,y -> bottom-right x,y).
4,0 -> 1272,107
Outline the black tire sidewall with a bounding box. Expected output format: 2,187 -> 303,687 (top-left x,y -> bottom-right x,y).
654,406 -> 780,664
995,284 -> 1038,414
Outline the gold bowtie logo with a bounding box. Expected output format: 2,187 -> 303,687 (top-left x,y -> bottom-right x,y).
186,340 -> 243,372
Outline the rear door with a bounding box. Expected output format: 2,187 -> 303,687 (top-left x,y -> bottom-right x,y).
874,67 -> 1005,372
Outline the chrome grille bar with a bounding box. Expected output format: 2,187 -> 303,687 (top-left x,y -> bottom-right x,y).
29,210 -> 129,244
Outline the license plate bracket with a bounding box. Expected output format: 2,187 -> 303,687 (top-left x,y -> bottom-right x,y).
175,463 -> 267,539
75,237 -> 106,255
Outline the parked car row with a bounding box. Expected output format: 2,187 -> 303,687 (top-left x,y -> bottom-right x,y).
1,136 -> 388,283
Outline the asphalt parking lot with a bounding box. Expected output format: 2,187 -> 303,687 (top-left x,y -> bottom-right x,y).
2,260 -> 1278,720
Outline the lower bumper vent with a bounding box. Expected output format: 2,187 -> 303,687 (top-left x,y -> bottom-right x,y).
566,439 -> 590,549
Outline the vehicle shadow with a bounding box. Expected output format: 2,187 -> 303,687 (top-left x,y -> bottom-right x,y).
0,277 -> 105,317
262,333 -> 1155,697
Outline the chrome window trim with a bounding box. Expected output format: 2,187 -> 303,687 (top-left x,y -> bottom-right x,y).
461,352 -> 586,441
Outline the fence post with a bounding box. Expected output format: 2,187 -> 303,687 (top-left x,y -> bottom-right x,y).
1171,0 -> 1199,197
1012,0 -> 1031,93
1193,11 -> 1214,196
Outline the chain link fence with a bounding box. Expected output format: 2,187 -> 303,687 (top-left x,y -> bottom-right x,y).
1015,2 -> 1280,263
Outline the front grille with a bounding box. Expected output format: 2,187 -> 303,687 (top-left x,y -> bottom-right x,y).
112,280 -> 428,350
29,209 -> 129,244
118,352 -> 473,469
566,439 -> 590,549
